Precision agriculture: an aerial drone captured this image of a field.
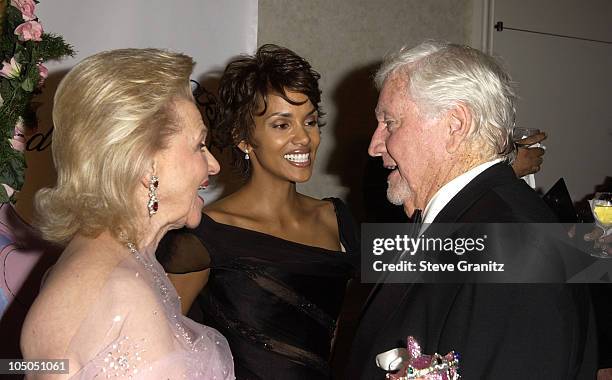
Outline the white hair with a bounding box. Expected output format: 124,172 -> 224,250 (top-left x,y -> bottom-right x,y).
375,40 -> 517,158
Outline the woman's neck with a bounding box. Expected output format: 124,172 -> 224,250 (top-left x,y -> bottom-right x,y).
239,173 -> 304,222
67,231 -> 129,261
134,218 -> 170,256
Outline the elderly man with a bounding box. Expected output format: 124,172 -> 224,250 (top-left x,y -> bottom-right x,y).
347,41 -> 597,379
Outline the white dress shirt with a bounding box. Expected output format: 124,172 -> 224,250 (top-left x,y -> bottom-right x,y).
421,158 -> 505,231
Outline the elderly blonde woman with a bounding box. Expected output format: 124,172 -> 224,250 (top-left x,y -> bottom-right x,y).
21,49 -> 234,379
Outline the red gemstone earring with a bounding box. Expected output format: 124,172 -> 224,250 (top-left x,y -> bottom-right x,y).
147,175 -> 159,217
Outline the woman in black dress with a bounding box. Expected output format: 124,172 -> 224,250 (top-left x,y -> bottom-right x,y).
157,44 -> 358,379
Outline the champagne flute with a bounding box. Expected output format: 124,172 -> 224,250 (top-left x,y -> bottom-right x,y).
590,192 -> 612,258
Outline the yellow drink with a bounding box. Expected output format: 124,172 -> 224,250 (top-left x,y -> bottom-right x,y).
593,204 -> 612,226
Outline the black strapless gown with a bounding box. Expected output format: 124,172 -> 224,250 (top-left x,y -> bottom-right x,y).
157,197 -> 359,379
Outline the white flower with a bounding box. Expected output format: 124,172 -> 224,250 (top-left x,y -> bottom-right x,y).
0,57 -> 22,79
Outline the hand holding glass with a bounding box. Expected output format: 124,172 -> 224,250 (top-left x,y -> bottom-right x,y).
590,192 -> 612,258
512,128 -> 541,188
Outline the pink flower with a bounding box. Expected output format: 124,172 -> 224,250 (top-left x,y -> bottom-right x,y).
10,0 -> 36,21
37,63 -> 48,86
2,184 -> 15,198
14,20 -> 43,42
0,57 -> 22,79
9,118 -> 27,153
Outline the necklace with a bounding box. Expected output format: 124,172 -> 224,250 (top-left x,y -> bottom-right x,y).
126,242 -> 194,346
126,242 -> 142,260
126,242 -> 170,302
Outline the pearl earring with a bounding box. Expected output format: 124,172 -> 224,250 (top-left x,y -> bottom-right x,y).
244,148 -> 250,160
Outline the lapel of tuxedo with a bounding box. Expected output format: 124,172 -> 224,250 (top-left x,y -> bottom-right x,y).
360,219 -> 422,316
359,163 -> 516,320
432,162 -> 516,224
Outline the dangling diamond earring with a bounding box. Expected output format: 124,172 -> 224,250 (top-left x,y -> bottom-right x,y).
147,175 -> 159,217
244,148 -> 250,160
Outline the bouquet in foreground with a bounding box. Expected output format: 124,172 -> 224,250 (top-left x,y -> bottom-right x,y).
0,0 -> 73,203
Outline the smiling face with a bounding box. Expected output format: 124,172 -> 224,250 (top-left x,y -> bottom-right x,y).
369,72 -> 446,213
246,90 -> 321,183
155,98 -> 220,228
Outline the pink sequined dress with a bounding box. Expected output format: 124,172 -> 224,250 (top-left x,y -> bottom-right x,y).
67,245 -> 235,379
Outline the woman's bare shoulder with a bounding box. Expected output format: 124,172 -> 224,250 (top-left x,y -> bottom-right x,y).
204,192 -> 252,225
300,194 -> 338,223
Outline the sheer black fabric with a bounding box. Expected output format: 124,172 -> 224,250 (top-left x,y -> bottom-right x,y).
157,197 -> 358,379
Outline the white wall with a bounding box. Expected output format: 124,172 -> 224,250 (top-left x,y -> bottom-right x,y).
37,0 -> 257,80
491,0 -> 612,201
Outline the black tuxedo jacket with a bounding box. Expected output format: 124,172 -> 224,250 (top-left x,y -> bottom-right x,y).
346,163 -> 597,379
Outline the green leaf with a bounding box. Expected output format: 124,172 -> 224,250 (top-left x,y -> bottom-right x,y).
21,78 -> 33,92
0,78 -> 12,93
6,6 -> 23,31
9,78 -> 20,89
14,48 -> 25,62
38,34 -> 75,61
0,183 -> 9,204
0,152 -> 26,191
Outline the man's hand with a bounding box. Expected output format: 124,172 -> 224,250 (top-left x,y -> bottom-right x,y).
585,227 -> 612,256
511,132 -> 546,177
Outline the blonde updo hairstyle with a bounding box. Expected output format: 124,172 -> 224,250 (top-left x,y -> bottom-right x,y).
36,48 -> 195,244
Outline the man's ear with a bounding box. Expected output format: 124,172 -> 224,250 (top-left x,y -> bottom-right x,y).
445,103 -> 473,154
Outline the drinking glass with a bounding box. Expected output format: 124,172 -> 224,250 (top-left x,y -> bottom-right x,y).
590,192 -> 612,258
512,127 -> 541,143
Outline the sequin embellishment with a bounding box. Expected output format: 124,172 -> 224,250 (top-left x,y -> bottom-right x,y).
99,336 -> 146,379
127,243 -> 194,348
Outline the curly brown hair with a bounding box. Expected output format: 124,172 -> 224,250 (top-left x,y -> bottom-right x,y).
215,44 -> 324,176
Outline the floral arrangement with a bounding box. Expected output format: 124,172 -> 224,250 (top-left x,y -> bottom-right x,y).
376,336 -> 460,380
0,0 -> 73,203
